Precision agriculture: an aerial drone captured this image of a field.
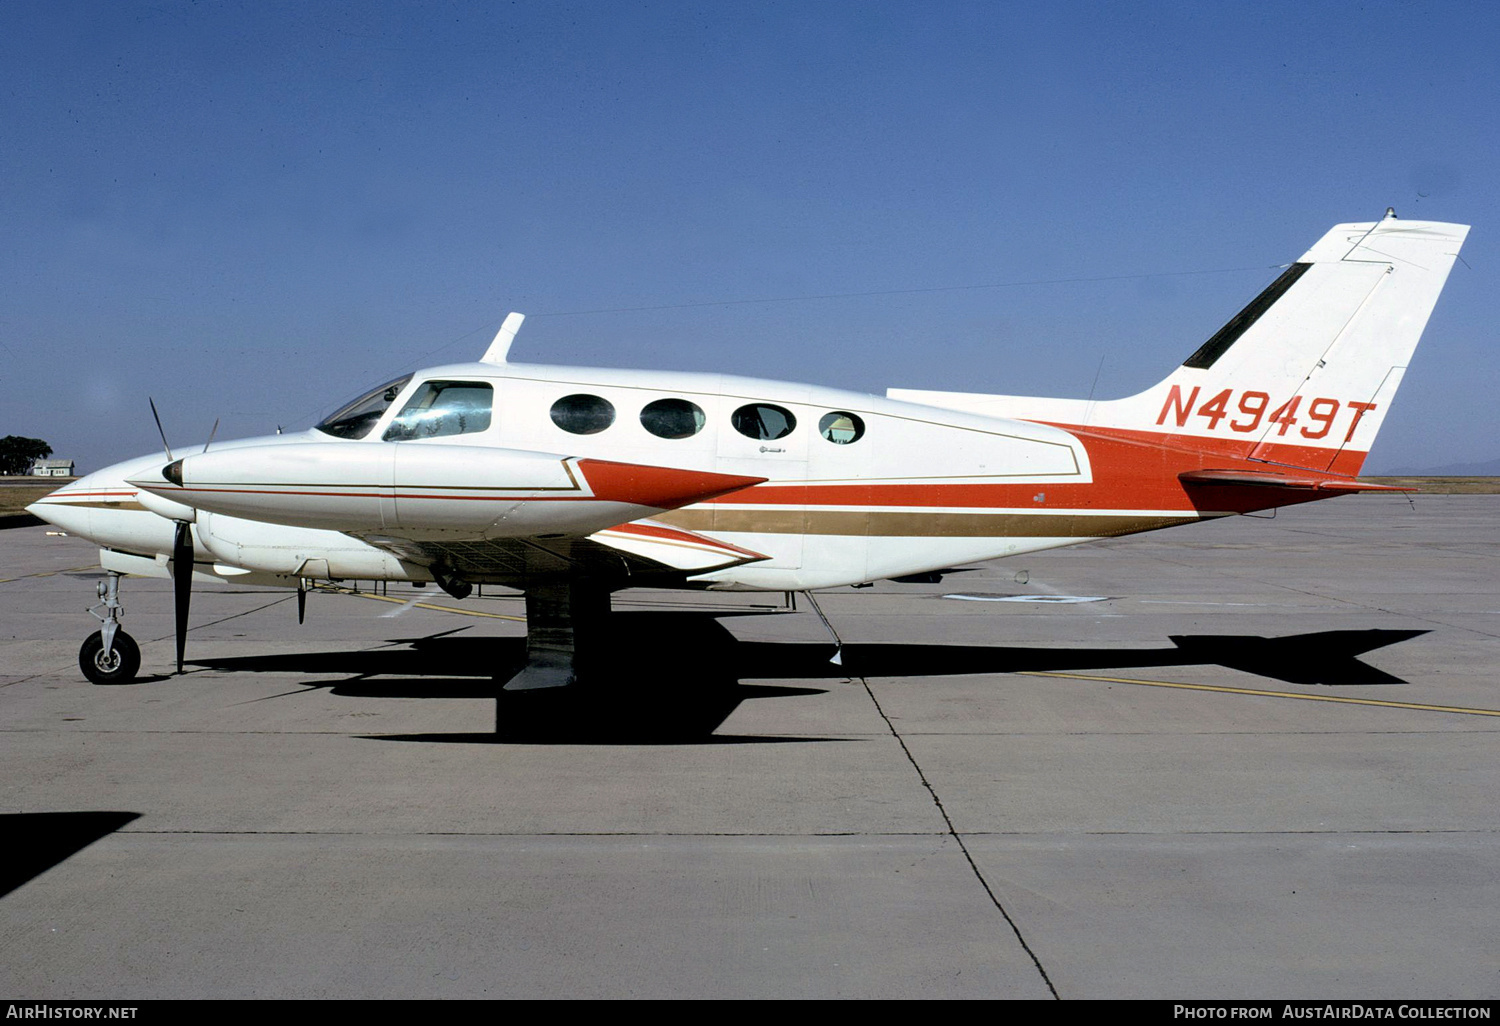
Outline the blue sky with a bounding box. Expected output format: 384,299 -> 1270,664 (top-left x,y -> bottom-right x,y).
3,0 -> 1495,473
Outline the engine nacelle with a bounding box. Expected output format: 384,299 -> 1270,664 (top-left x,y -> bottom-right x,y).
131,442 -> 762,540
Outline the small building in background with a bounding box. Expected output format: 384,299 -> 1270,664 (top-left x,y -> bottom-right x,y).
30,459 -> 74,477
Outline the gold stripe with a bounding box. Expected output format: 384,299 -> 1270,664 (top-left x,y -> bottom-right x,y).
1024,671 -> 1500,718
656,509 -> 1196,538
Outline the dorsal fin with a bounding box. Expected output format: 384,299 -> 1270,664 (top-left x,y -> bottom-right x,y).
479,312 -> 525,365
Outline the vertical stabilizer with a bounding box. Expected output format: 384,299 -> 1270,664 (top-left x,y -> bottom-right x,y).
889,215 -> 1469,475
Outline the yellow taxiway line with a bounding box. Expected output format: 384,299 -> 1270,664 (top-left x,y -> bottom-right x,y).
0,564 -> 102,584
324,585 -> 527,622
1022,670 -> 1500,719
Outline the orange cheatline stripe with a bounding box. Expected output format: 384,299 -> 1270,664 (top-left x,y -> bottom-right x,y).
1021,671 -> 1500,718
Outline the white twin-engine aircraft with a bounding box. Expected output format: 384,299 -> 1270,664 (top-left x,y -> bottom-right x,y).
31,213 -> 1469,690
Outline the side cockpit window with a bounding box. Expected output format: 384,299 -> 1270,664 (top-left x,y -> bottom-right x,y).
315,375 -> 414,439
383,380 -> 494,441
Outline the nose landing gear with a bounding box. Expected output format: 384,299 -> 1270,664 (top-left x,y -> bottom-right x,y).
79,571 -> 140,685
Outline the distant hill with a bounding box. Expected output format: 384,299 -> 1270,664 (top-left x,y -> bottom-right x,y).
1372,457 -> 1500,477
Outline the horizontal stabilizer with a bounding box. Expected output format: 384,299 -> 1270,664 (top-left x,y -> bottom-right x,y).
1178,469 -> 1414,492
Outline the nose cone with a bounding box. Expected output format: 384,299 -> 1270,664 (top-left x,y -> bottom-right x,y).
25,455 -> 179,548
126,458 -> 200,500
25,469 -> 112,533
127,460 -> 183,490
25,498 -> 91,534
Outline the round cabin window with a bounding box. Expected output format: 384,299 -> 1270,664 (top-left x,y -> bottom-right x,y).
818,411 -> 865,444
640,398 -> 706,439
731,403 -> 797,441
550,394 -> 616,435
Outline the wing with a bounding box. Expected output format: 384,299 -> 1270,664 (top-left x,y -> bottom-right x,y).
356,518 -> 769,587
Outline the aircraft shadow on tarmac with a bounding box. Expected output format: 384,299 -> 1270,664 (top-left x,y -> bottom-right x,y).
189,612 -> 1430,745
0,812 -> 141,899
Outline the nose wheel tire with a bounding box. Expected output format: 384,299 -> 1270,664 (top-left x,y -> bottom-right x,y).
79,630 -> 141,685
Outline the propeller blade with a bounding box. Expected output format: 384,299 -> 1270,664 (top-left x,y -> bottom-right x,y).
202,417 -> 220,453
172,521 -> 193,674
149,397 -> 175,462
297,584 -> 306,625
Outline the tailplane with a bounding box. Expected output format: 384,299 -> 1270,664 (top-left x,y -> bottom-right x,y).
891,213 -> 1469,475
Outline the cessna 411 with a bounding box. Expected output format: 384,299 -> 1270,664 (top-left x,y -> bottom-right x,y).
30,212 -> 1469,690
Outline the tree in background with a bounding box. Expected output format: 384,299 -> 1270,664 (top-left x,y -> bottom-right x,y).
0,436 -> 53,475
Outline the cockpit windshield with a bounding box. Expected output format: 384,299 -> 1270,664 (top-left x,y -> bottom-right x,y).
382,380 -> 494,441
314,375 -> 414,439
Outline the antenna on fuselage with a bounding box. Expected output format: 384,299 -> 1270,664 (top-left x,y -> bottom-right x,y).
479,312 -> 526,365
802,591 -> 845,666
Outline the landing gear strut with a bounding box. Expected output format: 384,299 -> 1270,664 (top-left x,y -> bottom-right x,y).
79,571 -> 140,685
499,579 -> 610,705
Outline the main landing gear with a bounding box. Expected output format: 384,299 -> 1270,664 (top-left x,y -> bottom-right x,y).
79,571 -> 141,685
503,578 -> 609,695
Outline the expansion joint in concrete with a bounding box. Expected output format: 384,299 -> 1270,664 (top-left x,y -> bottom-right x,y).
856,676 -> 1061,1000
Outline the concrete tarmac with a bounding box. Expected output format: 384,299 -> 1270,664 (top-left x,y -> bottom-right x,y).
1,495 -> 1497,999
